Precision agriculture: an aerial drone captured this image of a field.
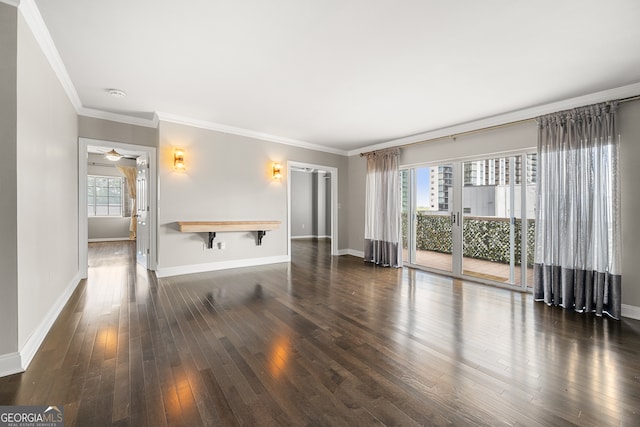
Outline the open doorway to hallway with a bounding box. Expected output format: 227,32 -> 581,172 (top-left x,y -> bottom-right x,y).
78,138 -> 157,278
290,166 -> 332,257
287,161 -> 338,259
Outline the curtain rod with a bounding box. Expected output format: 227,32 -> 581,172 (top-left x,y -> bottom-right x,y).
359,94 -> 640,156
359,147 -> 400,157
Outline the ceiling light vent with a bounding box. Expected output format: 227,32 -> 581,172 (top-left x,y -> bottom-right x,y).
107,88 -> 127,98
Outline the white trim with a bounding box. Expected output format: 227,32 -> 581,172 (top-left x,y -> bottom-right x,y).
0,352 -> 22,378
405,262 -> 530,293
79,107 -> 158,128
348,82 -> 640,156
287,161 -> 339,257
157,112 -> 348,156
622,304 -> 640,321
18,0 -> 82,111
79,138 -> 158,278
342,249 -> 364,258
155,255 -> 290,278
19,271 -> 82,370
291,235 -> 331,240
88,237 -> 131,243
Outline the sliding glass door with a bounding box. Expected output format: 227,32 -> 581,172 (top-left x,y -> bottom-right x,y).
412,164 -> 455,272
402,152 -> 536,289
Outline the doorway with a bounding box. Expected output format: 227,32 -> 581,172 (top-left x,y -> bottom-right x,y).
402,151 -> 536,290
287,161 -> 338,257
78,138 -> 158,278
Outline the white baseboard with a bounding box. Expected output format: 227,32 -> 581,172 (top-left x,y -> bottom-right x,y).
155,255 -> 291,278
291,235 -> 331,240
0,352 -> 22,378
339,249 -> 364,258
88,237 -> 131,242
19,271 -> 83,371
622,304 -> 640,320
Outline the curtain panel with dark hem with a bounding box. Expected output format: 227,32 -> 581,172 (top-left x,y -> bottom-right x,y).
534,102 -> 622,319
364,149 -> 402,268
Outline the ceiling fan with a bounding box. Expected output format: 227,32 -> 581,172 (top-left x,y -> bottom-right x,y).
95,148 -> 137,162
104,149 -> 123,161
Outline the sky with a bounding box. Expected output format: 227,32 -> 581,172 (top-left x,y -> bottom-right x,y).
416,167 -> 431,208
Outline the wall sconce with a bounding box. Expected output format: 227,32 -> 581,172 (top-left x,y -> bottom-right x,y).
272,162 -> 282,180
174,148 -> 186,171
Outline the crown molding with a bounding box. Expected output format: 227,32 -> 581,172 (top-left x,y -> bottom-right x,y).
18,0 -> 82,111
156,112 -> 348,156
348,82 -> 640,156
14,0 -> 640,158
78,107 -> 158,128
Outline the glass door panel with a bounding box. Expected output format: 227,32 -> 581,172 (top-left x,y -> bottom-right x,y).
403,152 -> 535,289
513,153 -> 537,288
460,154 -> 536,287
462,156 -> 517,284
414,164 -> 453,272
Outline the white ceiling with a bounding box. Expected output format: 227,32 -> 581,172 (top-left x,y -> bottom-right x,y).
31,0 -> 640,153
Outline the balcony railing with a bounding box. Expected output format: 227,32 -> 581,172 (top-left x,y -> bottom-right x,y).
402,212 -> 535,265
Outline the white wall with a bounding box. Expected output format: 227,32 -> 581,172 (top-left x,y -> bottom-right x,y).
156,121 -> 348,275
16,9 -> 79,352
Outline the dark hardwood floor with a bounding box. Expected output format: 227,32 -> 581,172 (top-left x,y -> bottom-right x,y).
1,240 -> 640,426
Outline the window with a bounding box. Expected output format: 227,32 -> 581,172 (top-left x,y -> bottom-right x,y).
88,175 -> 123,216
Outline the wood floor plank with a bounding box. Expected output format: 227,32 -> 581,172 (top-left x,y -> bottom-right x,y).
1,239 -> 640,426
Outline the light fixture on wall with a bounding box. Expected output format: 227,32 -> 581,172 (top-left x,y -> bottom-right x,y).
104,149 -> 123,161
272,162 -> 282,180
174,148 -> 186,171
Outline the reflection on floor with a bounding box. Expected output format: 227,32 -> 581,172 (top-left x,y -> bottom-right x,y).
0,240 -> 638,426
404,248 -> 535,285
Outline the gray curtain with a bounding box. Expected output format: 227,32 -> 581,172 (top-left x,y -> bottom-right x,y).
364,149 -> 402,267
534,102 -> 621,319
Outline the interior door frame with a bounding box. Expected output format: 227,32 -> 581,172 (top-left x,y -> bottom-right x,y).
287,161 -> 339,257
78,137 -> 158,278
